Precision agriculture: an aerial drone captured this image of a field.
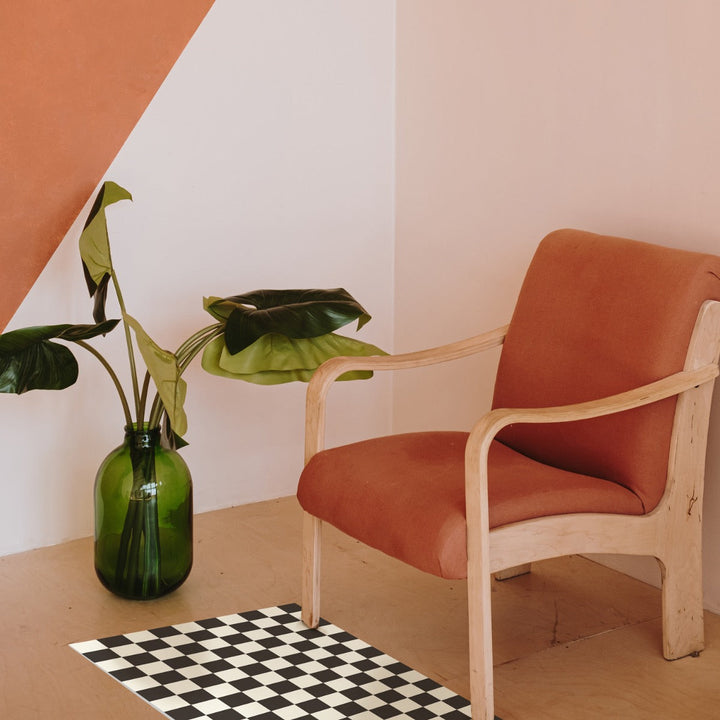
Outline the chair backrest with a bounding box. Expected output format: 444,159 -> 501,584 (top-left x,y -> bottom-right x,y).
492,229 -> 720,512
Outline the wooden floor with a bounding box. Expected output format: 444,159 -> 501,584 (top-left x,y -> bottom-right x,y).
2,496 -> 720,719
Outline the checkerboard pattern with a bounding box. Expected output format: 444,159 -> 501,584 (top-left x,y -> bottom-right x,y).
71,603 -> 476,719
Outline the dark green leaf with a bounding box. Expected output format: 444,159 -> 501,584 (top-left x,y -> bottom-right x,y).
161,415 -> 190,450
0,320 -> 120,352
56,319 -> 120,342
204,289 -> 371,354
200,331 -> 386,385
0,325 -> 77,393
0,321 -> 120,393
83,270 -> 110,324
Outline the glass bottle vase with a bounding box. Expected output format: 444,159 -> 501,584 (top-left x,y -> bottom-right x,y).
94,425 -> 193,600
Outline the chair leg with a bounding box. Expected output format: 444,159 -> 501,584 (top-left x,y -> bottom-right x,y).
302,512 -> 322,629
658,549 -> 704,660
493,563 -> 532,581
467,568 -> 495,720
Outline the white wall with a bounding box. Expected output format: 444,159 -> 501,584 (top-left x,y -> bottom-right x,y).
0,0 -> 395,556
8,0 -> 720,615
395,0 -> 720,612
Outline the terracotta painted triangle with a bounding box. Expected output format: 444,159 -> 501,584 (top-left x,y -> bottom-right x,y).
0,0 -> 215,332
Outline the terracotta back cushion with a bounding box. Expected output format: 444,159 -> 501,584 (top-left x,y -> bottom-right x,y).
492,229 -> 720,512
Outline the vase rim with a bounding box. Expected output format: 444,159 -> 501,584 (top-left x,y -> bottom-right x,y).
124,423 -> 161,432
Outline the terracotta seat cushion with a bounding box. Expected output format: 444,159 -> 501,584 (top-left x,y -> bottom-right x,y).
297,431 -> 645,579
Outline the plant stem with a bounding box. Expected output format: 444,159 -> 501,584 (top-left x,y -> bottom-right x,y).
108,267 -> 142,427
147,324 -> 224,430
74,340 -> 133,427
138,372 -> 151,428
175,323 -> 224,368
115,433 -> 161,597
143,495 -> 161,597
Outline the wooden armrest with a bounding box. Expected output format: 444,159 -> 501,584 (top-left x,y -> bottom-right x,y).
466,363 -> 720,467
462,362 -> 720,594
304,324 -> 508,461
310,323 -> 508,391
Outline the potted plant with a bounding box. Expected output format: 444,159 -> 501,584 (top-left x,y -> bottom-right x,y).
0,181 -> 384,600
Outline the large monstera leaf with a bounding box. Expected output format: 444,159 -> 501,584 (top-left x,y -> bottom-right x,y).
124,315 -> 188,437
201,332 -> 385,385
204,289 -> 372,355
79,181 -> 132,323
0,321 -> 120,393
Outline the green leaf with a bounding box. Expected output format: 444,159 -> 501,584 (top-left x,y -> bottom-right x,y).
204,289 -> 372,354
203,296 -> 238,323
124,315 -> 188,436
79,181 -> 132,322
161,415 -> 190,450
0,320 -> 119,393
55,319 -> 120,342
200,331 -> 386,385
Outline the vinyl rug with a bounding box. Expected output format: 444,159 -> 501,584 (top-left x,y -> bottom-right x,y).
70,603 -> 491,719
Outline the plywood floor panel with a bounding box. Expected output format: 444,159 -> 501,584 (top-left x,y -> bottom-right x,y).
1,496 -> 718,719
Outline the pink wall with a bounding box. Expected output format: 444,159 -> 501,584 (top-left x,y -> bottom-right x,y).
0,0 -> 214,332
395,0 -> 720,610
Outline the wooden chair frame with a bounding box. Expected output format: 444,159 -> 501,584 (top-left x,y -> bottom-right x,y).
300,300 -> 720,720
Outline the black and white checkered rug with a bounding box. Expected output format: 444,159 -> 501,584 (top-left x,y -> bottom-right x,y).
71,603 -> 479,719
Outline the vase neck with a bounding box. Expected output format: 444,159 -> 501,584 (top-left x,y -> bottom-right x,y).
124,424 -> 160,450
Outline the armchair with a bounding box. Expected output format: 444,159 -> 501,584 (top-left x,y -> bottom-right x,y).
296,229 -> 720,719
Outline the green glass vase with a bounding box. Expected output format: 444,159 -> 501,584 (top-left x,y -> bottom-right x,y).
94,425 -> 193,600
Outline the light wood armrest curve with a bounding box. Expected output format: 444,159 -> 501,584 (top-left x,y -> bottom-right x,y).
464,363 -> 719,555
304,324 -> 508,462
310,324 -> 508,394
467,364 -> 719,461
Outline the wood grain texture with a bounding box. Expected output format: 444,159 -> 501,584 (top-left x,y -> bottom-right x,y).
2,498 -> 719,719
